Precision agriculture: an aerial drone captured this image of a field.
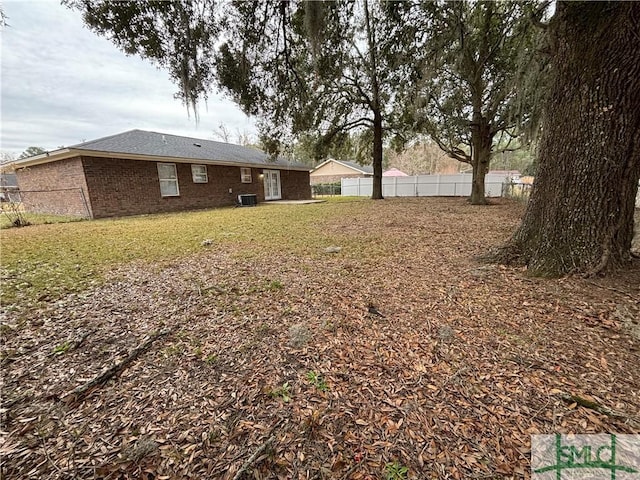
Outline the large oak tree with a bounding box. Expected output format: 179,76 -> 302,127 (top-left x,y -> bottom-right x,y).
400,1 -> 541,204
216,0 -> 411,199
499,1 -> 640,276
67,0 -> 639,277
67,0 -> 413,200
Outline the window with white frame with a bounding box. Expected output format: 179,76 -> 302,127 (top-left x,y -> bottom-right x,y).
240,167 -> 252,183
191,164 -> 208,183
157,163 -> 179,197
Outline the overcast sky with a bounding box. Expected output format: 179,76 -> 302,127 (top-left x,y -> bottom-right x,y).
0,0 -> 257,157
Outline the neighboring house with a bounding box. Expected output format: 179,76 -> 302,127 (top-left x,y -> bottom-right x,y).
10,130 -> 311,219
309,159 -> 373,185
519,176 -> 535,186
383,168 -> 408,177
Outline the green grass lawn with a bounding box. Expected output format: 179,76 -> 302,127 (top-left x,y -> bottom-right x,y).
3,197 -> 639,479
0,198 -> 371,308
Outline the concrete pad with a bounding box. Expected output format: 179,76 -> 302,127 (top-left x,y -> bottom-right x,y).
267,199 -> 326,205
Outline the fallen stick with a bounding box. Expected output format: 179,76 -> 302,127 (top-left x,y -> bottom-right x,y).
48,330 -> 93,358
585,280 -> 639,301
1,395 -> 26,410
232,434 -> 276,480
561,393 -> 605,411
339,461 -> 362,480
63,328 -> 171,402
559,393 -> 640,427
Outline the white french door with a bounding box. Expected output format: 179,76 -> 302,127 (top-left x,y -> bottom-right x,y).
263,170 -> 282,200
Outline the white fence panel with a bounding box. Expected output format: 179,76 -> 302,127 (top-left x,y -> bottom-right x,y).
342,173 -> 511,198
394,177 -> 419,197
485,174 -> 509,197
341,178 -> 372,196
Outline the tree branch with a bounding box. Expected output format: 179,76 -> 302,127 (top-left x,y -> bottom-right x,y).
428,131 -> 470,163
278,1 -> 304,91
530,0 -> 552,30
62,328 -> 172,403
343,75 -> 373,109
326,117 -> 374,136
232,435 -> 276,480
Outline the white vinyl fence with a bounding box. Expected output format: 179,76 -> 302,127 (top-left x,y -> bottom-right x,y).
341,173 -> 512,198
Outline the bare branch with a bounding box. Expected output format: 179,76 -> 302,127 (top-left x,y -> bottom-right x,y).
530,0 -> 552,30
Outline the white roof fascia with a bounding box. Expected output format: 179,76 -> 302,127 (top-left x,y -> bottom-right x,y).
12,149 -> 311,172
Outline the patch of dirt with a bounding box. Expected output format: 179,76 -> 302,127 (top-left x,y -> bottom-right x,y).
1,198 -> 639,479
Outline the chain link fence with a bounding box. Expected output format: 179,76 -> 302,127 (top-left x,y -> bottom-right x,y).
501,181 -> 533,201
311,183 -> 341,197
1,188 -> 91,220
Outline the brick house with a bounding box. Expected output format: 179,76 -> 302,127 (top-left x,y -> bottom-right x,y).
309,159 -> 373,185
11,130 -> 311,219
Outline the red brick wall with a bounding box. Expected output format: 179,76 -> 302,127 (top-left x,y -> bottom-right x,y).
15,158 -> 92,217
81,157 -> 311,218
279,169 -> 312,200
15,157 -> 311,219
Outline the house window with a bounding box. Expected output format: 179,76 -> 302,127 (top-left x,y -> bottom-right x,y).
191,164 -> 208,183
157,163 -> 179,197
241,167 -> 252,183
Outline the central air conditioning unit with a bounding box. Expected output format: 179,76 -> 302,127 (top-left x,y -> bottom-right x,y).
238,194 -> 258,207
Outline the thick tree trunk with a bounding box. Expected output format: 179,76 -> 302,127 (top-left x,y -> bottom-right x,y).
502,2 -> 640,277
371,109 -> 384,200
470,159 -> 488,205
469,114 -> 493,205
363,0 -> 383,201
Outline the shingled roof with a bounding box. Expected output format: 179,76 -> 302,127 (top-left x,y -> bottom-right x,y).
12,129 -> 310,171
336,160 -> 374,174
311,159 -> 373,175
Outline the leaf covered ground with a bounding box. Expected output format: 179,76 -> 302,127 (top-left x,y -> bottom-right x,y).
1,198 -> 639,479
